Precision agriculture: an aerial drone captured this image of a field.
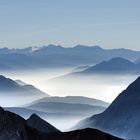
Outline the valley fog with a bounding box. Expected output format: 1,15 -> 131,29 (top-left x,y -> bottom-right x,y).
0,67 -> 139,131
0,67 -> 138,103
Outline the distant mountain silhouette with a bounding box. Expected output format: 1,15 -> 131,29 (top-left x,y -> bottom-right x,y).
33,44 -> 65,54
23,84 -> 49,97
0,75 -> 49,106
15,80 -> 49,98
5,106 -> 105,131
0,75 -> 24,92
0,75 -> 48,96
31,96 -> 109,107
82,57 -> 136,73
0,106 -> 123,140
26,96 -> 108,130
50,57 -> 140,81
74,76 -> 140,140
0,45 -> 140,70
26,101 -> 106,118
15,80 -> 27,86
25,96 -> 109,123
5,96 -> 108,131
5,106 -> 95,119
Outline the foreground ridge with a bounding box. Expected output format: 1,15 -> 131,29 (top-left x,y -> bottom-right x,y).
0,106 -> 123,140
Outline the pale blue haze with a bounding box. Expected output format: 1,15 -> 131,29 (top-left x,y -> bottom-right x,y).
0,0 -> 140,49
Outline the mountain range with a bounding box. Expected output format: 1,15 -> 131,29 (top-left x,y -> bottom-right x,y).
48,57 -> 140,81
5,96 -> 109,119
0,45 -> 140,70
30,96 -> 109,107
80,57 -> 140,74
25,96 -> 108,121
0,106 -> 123,140
0,75 -> 49,106
74,76 -> 140,140
7,96 -> 108,130
0,75 -> 109,130
26,102 -> 106,118
0,75 -> 48,96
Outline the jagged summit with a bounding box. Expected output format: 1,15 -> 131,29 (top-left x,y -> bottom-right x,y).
27,113 -> 60,133
29,113 -> 39,119
73,45 -> 102,50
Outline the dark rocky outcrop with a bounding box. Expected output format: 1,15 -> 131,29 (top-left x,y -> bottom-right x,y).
0,107 -> 122,140
27,113 -> 60,133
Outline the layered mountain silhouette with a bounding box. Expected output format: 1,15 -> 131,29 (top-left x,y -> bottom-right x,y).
82,57 -> 137,73
25,96 -> 108,121
4,107 -> 60,119
26,102 -> 106,117
49,57 -> 140,81
74,76 -> 140,140
31,96 -> 109,107
70,57 -> 140,75
0,45 -> 140,70
0,75 -> 48,96
5,96 -> 108,130
0,106 -> 123,140
0,75 -> 49,106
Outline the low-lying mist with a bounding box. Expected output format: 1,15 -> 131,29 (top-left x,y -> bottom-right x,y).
0,67 -> 138,103
0,67 -> 139,131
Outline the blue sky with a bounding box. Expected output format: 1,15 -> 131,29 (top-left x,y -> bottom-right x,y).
0,0 -> 140,50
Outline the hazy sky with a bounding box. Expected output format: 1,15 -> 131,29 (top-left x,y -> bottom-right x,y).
0,0 -> 140,50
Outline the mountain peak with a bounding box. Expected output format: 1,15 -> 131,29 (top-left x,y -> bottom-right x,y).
41,44 -> 64,50
0,75 -> 18,86
82,57 -> 135,73
0,106 -> 4,113
0,75 -> 6,80
29,113 -> 41,120
27,114 -> 60,133
47,44 -> 63,48
74,45 -> 102,50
